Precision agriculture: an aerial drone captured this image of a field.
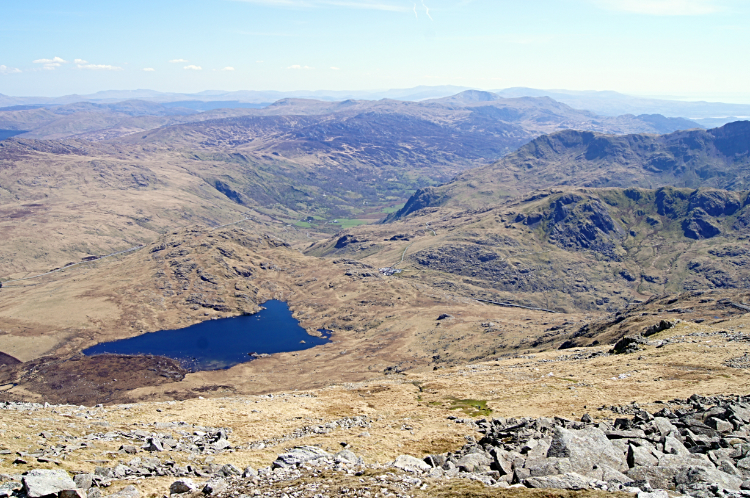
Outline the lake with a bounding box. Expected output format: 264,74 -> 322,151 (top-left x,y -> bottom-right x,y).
83,300 -> 331,371
0,130 -> 27,141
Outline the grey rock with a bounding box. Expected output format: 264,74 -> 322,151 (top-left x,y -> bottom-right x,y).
210,439 -> 231,451
202,479 -> 227,496
273,446 -> 332,469
547,426 -> 627,473
119,445 -> 138,455
59,490 -> 86,498
659,453 -> 714,469
169,479 -> 197,495
242,467 -> 257,478
663,435 -> 690,456
675,466 -> 743,491
87,489 -> 102,498
628,445 -> 659,468
737,457 -> 750,471
599,464 -> 632,484
219,464 -> 241,477
455,453 -> 491,473
708,417 -> 734,433
424,454 -> 446,469
0,483 -> 22,498
23,469 -> 78,498
144,438 -> 163,452
719,460 -> 742,477
524,457 -> 573,477
653,417 -> 678,437
637,491 -> 669,498
73,475 -> 93,491
523,472 -> 591,490
109,485 -> 140,498
334,450 -> 362,465
112,465 -> 129,479
741,480 -> 750,491
392,455 -> 430,473
627,465 -> 682,491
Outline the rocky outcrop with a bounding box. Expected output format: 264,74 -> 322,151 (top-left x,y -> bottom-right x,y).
411,393 -> 750,497
386,186 -> 446,220
683,208 -> 722,239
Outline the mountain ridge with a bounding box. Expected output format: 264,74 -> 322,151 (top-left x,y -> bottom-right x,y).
391,120 -> 750,220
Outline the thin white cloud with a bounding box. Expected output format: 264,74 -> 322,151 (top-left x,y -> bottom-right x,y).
0,65 -> 22,74
170,59 -> 189,63
33,56 -> 68,70
413,3 -> 418,18
330,66 -> 340,70
143,67 -> 156,72
421,0 -> 433,20
287,64 -> 314,69
77,63 -> 123,70
232,0 -> 407,12
184,65 -> 202,70
74,59 -> 88,64
595,0 -> 721,15
33,56 -> 67,64
222,66 -> 235,71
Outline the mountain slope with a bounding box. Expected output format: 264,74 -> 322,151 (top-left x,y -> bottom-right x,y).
310,186 -> 750,313
392,121 -> 750,218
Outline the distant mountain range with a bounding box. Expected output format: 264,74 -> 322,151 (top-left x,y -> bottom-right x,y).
2,85 -> 750,125
0,90 -> 701,143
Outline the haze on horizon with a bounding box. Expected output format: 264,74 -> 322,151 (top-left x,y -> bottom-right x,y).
2,0 -> 750,104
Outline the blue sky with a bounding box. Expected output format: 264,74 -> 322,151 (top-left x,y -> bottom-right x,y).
1,0 -> 749,101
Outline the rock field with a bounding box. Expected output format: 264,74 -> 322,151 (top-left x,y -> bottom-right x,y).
2,394 -> 750,498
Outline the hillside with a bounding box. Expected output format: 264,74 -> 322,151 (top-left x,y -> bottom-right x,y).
392,121 -> 750,218
311,187 -> 750,313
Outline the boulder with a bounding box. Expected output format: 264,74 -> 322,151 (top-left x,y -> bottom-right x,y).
108,486 -> 140,498
273,446 -> 332,468
0,482 -> 22,498
663,435 -> 690,456
73,475 -> 93,491
219,464 -> 241,477
523,472 -> 591,490
610,335 -> 647,355
143,438 -> 163,452
392,455 -> 430,473
675,466 -> 743,491
547,426 -> 627,473
658,453 -> 714,469
201,479 -> 228,496
627,465 -> 682,491
455,453 -> 492,473
242,466 -> 258,478
524,457 -> 573,477
334,450 -> 362,465
23,470 -> 78,498
169,479 -> 198,495
628,445 -> 659,468
707,417 -> 733,433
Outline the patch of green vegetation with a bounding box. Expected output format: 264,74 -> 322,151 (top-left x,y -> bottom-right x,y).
448,397 -> 492,417
381,204 -> 405,214
294,221 -> 313,228
330,219 -> 371,229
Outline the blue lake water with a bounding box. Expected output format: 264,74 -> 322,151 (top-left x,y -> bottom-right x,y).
83,300 -> 331,371
0,130 -> 27,141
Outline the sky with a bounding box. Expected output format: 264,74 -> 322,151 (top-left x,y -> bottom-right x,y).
1,0 -> 749,102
